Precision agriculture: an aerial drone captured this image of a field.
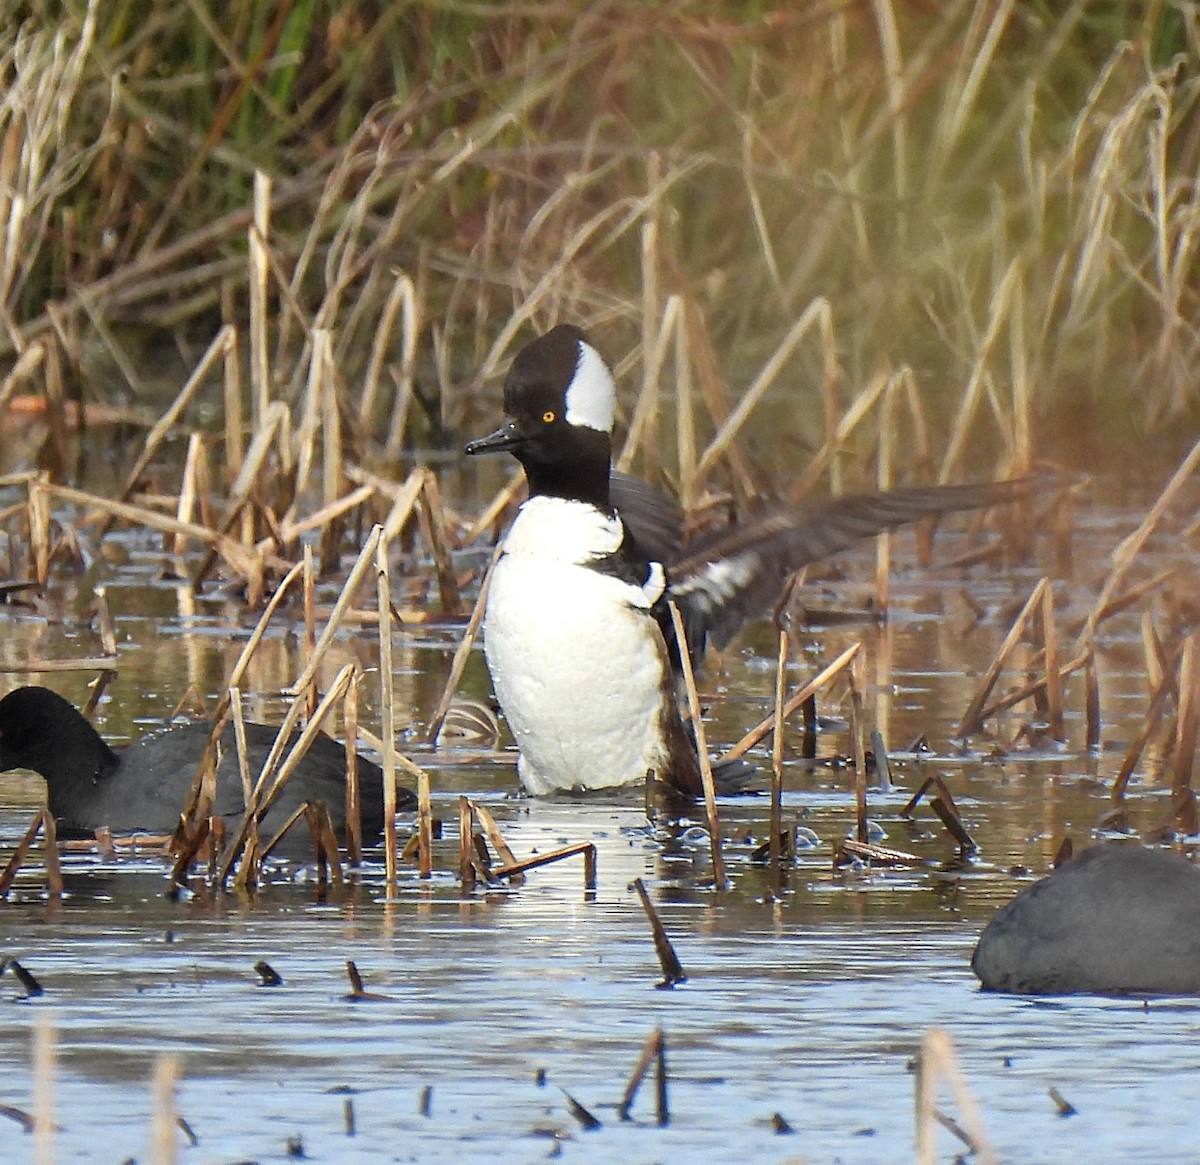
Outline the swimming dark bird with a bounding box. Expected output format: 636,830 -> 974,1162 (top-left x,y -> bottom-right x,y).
0,685 -> 414,846
465,323 -> 1027,798
972,845 -> 1200,994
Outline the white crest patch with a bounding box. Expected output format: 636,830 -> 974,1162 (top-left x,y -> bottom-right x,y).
564,341 -> 616,433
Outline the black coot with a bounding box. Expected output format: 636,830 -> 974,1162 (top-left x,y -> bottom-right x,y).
0,685 -> 416,846
971,844 -> 1200,994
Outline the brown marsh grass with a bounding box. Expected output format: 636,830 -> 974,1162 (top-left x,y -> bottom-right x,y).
0,2 -> 1196,491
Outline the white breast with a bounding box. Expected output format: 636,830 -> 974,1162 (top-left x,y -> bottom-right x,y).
483,497 -> 671,795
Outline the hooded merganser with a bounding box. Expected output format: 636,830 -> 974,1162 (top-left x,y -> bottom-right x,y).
465,324 -> 1025,798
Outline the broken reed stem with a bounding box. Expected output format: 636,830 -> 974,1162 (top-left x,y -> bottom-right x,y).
290,524 -> 382,696
221,663 -> 357,884
427,543 -> 501,744
343,670 -> 363,866
694,296 -> 832,487
1084,649 -> 1101,752
41,810 -> 62,899
302,545 -> 317,717
376,530 -> 399,890
876,374 -> 897,613
769,630 -> 786,891
32,1011 -> 55,1165
470,801 -> 523,885
417,766 -> 433,880
249,170 -> 271,430
107,325 -> 234,524
417,470 -> 460,615
975,651 -> 1088,725
230,688 -> 253,808
668,601 -> 725,889
619,1027 -> 667,1125
847,658 -> 869,844
958,577 -> 1049,735
0,812 -> 46,898
1170,635 -> 1200,829
492,842 -> 597,891
148,1055 -> 180,1165
1112,671 -> 1173,802
915,1028 -> 999,1165
43,481 -> 261,580
1078,433 -> 1200,649
458,796 -> 474,891
223,323 -> 243,483
1041,584 -> 1065,741
722,642 -> 862,762
630,877 -> 687,987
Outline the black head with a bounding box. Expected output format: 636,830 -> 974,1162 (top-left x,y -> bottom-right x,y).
0,685 -> 115,776
464,324 -> 617,508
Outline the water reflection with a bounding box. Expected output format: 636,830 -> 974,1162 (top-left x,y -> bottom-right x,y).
2,484 -> 1199,1161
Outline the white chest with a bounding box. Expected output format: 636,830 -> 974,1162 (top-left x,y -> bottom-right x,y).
482,498 -> 671,794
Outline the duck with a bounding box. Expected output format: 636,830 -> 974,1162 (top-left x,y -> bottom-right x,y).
465,323 -> 1027,798
0,685 -> 415,848
972,844 -> 1200,994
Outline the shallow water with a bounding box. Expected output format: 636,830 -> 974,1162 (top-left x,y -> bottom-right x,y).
2,465 -> 1198,1162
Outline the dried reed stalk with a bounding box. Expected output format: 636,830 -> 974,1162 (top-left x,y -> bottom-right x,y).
0,812 -> 45,898
668,601 -> 725,888
1111,670 -> 1173,802
974,651 -> 1088,725
376,530 -> 399,889
694,297 -> 834,488
43,481 -> 261,579
417,469 -> 460,614
222,663 -> 356,884
1084,649 -> 1101,752
343,670 -> 363,866
32,1011 -> 55,1165
1170,635 -> 1200,834
618,1028 -> 667,1125
958,577 -> 1048,735
107,325 -> 233,523
492,842 -> 597,891
469,801 -> 523,885
768,630 -> 786,893
148,1055 -> 180,1165
630,877 -> 687,987
249,171 -> 272,429
1077,434 -> 1200,648
40,810 -> 62,899
290,525 -> 381,696
1041,584 -> 1065,741
426,543 -> 501,743
915,1028 -> 998,1165
847,658 -> 868,844
458,796 -> 474,891
722,642 -> 862,761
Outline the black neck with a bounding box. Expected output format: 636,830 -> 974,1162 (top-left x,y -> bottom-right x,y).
520,427 -> 613,511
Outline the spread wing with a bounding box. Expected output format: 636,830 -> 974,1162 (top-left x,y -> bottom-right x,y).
667,479 -> 1028,661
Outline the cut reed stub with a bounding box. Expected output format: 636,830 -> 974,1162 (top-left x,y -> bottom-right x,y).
254,960 -> 283,987
618,1027 -> 667,1124
7,959 -> 45,998
630,877 -> 687,987
343,960 -> 393,1002
561,1089 -> 602,1131
1048,1086 -> 1077,1117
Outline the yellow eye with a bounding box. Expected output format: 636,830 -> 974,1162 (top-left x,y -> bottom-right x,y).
542,410 -> 556,423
